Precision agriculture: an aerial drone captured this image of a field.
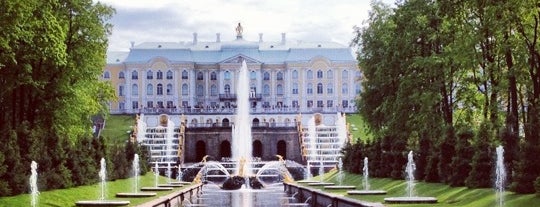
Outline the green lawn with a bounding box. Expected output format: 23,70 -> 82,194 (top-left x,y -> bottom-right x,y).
0,173 -> 192,207
346,113 -> 373,143
100,115 -> 135,145
303,169 -> 540,207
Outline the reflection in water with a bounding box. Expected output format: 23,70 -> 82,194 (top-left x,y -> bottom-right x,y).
187,184 -> 307,207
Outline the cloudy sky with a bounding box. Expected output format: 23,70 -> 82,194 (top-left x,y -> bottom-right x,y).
97,0 -> 396,51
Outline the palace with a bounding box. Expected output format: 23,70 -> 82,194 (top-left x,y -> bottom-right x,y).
103,28 -> 361,170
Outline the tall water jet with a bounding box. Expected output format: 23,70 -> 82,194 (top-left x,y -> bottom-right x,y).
30,161 -> 39,207
154,162 -> 159,187
99,158 -> 106,200
495,145 -> 506,207
166,163 -> 172,183
307,116 -> 317,180
337,157 -> 344,185
319,161 -> 324,183
166,119 -> 175,163
363,157 -> 370,190
405,151 -> 416,197
232,60 -> 252,176
136,114 -> 146,142
133,154 -> 140,193
384,151 -> 436,204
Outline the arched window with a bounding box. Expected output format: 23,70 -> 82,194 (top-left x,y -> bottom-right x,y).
317,83 -> 323,94
292,70 -> 298,79
224,71 -> 231,80
276,84 -> 283,95
132,84 -> 138,96
277,140 -> 287,159
276,72 -> 283,80
317,70 -> 323,79
196,85 -> 204,96
118,85 -> 124,96
342,83 -> 348,94
146,84 -> 153,95
292,83 -> 298,94
342,70 -> 349,80
195,141 -> 206,162
156,70 -> 163,79
327,83 -> 333,94
210,84 -> 217,96
210,72 -> 217,80
250,71 -> 256,80
307,70 -> 313,79
263,72 -> 270,80
146,70 -> 153,79
220,141 -> 231,159
166,70 -> 173,79
103,71 -> 110,79
252,118 -> 260,126
224,84 -> 231,94
222,118 -> 230,127
157,84 -> 163,95
327,70 -> 333,79
253,140 -> 263,158
119,71 -> 125,79
307,83 -> 313,94
166,84 -> 173,95
197,72 -> 203,80
131,71 -> 138,80
263,84 -> 270,95
182,70 -> 188,79
182,84 -> 188,95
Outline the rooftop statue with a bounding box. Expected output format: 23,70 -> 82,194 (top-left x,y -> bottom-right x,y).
236,23 -> 243,37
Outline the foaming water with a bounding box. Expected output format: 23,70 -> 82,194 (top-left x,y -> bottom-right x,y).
495,145 -> 506,207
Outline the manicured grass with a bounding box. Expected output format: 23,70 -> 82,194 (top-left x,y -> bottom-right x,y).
100,115 -> 135,144
302,169 -> 540,207
346,113 -> 373,143
0,173 -> 191,207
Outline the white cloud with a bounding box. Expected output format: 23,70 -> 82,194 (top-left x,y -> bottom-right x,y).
98,0 -> 396,51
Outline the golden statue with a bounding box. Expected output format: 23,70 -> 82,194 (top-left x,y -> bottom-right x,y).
276,155 -> 294,183
237,157 -> 246,177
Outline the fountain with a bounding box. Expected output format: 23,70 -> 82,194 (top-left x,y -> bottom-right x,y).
495,145 -> 506,207
308,161 -> 334,187
141,162 -> 173,191
348,157 -> 387,195
384,151 -> 437,204
29,161 -> 39,207
324,157 -> 356,190
136,113 -> 146,142
169,164 -> 190,185
116,154 -> 156,198
76,158 -> 130,206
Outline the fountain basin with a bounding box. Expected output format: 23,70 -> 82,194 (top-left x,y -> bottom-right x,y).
347,190 -> 387,195
158,184 -> 183,188
324,185 -> 356,190
115,192 -> 157,197
75,200 -> 130,206
384,197 -> 437,204
140,187 -> 174,191
307,182 -> 335,186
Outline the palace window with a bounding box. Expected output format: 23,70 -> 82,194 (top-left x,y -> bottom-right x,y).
317,70 -> 323,79
132,101 -> 139,109
147,101 -> 153,108
103,71 -> 110,79
292,70 -> 298,79
327,100 -> 333,107
147,70 -> 153,79
327,70 -> 333,79
342,100 -> 349,108
263,84 -> 270,95
146,84 -> 153,95
182,84 -> 188,95
277,72 -> 283,80
224,84 -> 231,94
167,84 -> 173,95
342,70 -> 349,80
119,71 -> 125,79
263,72 -> 270,80
327,83 -> 333,94
317,83 -> 323,94
210,84 -> 217,96
211,72 -> 217,80
166,70 -> 173,79
197,72 -> 204,80
157,84 -> 163,95
118,85 -> 124,96
342,83 -> 348,94
156,70 -> 163,79
292,100 -> 299,107
119,102 -> 125,110
317,100 -> 324,107
307,70 -> 313,79
292,83 -> 298,94
131,71 -> 138,79
132,84 -> 138,96
307,100 -> 313,107
276,84 -> 283,95
196,85 -> 204,96
307,83 -> 313,94
182,70 -> 188,79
